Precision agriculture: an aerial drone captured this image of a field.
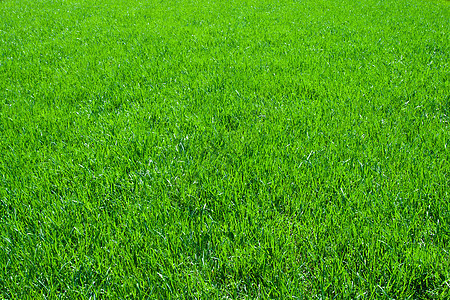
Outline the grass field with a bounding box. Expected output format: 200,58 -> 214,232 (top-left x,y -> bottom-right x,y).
0,0 -> 449,298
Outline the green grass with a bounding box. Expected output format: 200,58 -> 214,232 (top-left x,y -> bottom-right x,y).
0,0 -> 449,298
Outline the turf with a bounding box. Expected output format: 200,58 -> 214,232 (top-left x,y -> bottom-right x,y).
0,0 -> 449,298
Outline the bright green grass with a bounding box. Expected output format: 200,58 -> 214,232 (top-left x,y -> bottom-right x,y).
0,0 -> 449,298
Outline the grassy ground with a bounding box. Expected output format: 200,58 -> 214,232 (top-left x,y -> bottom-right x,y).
0,0 -> 449,298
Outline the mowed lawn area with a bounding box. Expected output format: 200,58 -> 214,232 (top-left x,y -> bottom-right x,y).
0,0 -> 449,298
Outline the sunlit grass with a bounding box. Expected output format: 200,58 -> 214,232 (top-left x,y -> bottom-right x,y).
0,0 -> 449,298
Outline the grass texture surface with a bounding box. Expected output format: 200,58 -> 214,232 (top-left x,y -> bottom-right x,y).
0,0 -> 449,298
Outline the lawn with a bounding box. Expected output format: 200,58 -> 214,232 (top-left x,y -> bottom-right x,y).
0,0 -> 449,298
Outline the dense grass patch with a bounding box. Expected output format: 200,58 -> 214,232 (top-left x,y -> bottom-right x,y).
1,0 -> 449,298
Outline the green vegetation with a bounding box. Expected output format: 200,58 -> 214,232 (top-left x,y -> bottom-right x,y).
0,0 -> 449,298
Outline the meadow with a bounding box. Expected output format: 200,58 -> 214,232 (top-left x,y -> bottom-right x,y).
0,0 -> 449,298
